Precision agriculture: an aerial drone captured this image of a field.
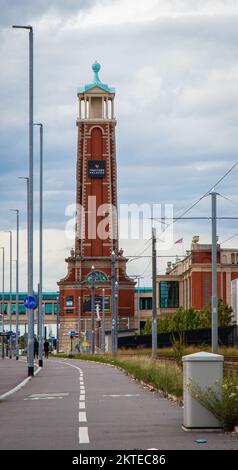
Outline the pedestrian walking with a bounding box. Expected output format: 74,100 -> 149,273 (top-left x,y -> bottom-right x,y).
44,339 -> 49,358
34,337 -> 39,359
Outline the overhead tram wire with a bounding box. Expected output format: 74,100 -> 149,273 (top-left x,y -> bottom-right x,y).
141,257 -> 152,277
215,193 -> 238,246
219,193 -> 238,208
127,238 -> 152,263
220,232 -> 238,245
126,161 -> 238,266
151,159 -> 238,240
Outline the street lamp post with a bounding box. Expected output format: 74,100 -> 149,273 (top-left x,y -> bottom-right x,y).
10,210 -> 19,360
5,230 -> 12,358
111,251 -> 116,354
78,297 -> 81,353
90,266 -> 96,354
56,295 -> 59,354
101,288 -> 105,353
34,122 -> 43,367
13,24 -> 34,376
115,280 -> 118,353
0,247 -> 5,359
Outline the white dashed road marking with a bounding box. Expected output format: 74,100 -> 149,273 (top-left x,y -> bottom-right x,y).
79,427 -> 89,444
56,360 -> 90,445
29,393 -> 69,397
79,411 -> 87,422
24,396 -> 64,401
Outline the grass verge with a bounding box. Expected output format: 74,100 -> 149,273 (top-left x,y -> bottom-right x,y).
55,353 -> 183,402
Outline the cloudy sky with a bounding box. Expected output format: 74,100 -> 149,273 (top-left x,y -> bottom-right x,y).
1,0 -> 238,290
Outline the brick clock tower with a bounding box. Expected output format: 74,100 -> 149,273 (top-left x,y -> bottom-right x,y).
58,62 -> 135,351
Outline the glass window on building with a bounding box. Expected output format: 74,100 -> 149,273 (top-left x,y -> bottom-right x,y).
160,281 -> 179,308
66,296 -> 73,307
11,303 -> 26,315
53,303 -> 58,315
44,303 -> 53,315
1,303 -> 8,314
65,309 -> 74,314
19,304 -> 26,314
139,297 -> 152,310
11,303 -> 16,314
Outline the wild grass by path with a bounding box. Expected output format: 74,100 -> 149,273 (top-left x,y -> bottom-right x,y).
55,353 -> 183,401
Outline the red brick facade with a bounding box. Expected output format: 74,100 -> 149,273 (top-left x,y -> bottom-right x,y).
157,240 -> 238,315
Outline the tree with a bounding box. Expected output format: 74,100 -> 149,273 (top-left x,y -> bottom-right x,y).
142,299 -> 234,335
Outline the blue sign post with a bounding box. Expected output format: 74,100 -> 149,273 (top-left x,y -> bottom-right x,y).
24,295 -> 38,310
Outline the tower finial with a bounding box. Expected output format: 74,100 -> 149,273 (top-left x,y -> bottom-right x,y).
92,61 -> 101,82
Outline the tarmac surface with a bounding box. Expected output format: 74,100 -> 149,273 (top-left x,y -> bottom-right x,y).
0,358 -> 29,396
0,357 -> 238,450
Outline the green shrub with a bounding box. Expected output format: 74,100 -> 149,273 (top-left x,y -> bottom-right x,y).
188,378 -> 238,431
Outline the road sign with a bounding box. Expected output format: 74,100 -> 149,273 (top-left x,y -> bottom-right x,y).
24,295 -> 38,310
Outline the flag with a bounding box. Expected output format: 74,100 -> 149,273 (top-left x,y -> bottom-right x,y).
175,238 -> 183,244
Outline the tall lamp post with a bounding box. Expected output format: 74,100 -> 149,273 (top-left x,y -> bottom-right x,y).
5,230 -> 12,358
115,280 -> 118,353
56,294 -> 60,354
0,247 -> 5,359
34,122 -> 43,367
101,288 -> 105,353
111,251 -> 116,354
90,266 -> 96,354
13,24 -> 34,376
10,210 -> 19,360
78,296 -> 81,353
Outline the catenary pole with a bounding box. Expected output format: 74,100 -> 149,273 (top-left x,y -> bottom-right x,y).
152,227 -> 157,358
210,189 -> 218,353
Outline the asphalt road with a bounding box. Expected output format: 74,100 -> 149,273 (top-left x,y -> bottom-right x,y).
0,357 -> 238,450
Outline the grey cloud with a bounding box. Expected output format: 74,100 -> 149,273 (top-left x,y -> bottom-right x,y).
0,0 -> 97,27
1,7 -> 238,287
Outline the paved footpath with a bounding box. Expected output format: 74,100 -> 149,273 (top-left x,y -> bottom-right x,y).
0,357 -> 238,450
0,358 -> 29,396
